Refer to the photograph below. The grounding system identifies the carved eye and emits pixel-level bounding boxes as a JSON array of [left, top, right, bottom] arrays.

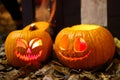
[[16, 38, 42, 49], [15, 38, 43, 61], [29, 38, 42, 49], [16, 38, 28, 49], [74, 37, 87, 52], [59, 35, 69, 50], [16, 38, 28, 54]]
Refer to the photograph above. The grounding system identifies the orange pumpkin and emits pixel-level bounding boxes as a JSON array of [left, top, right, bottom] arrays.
[[54, 24, 115, 70], [5, 24, 52, 69], [23, 21, 50, 31]]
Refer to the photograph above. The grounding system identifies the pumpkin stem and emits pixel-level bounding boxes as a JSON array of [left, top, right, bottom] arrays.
[[29, 23, 38, 31]]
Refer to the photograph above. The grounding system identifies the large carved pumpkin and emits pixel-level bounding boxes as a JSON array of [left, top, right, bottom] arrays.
[[5, 24, 52, 69], [54, 24, 115, 70]]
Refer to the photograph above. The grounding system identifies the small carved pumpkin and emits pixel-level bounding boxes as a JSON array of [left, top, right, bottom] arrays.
[[23, 21, 50, 31], [5, 23, 52, 68], [54, 24, 115, 70]]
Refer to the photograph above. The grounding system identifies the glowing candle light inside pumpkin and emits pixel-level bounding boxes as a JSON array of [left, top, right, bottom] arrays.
[[74, 37, 87, 52], [27, 48, 31, 54], [14, 38, 43, 61], [54, 24, 115, 69], [59, 35, 69, 50], [4, 21, 53, 68]]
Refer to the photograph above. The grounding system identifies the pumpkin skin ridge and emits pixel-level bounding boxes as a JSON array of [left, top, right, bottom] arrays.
[[87, 30, 98, 67], [84, 27, 115, 68], [58, 30, 91, 58], [100, 28, 115, 60], [5, 27, 53, 68], [86, 29, 102, 68], [17, 30, 52, 61], [54, 24, 115, 69], [54, 30, 92, 69]]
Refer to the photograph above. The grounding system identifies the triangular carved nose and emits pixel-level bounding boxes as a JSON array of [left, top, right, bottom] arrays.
[[27, 48, 31, 54]]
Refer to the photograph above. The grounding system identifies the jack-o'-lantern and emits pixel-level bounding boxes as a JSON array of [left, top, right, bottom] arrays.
[[5, 24, 52, 69], [54, 24, 115, 70], [23, 21, 50, 31]]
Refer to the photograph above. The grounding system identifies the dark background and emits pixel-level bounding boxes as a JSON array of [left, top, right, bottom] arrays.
[[54, 0, 120, 39]]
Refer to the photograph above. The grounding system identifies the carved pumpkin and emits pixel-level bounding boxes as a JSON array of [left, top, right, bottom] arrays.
[[5, 24, 52, 68], [23, 21, 50, 31], [54, 24, 115, 70]]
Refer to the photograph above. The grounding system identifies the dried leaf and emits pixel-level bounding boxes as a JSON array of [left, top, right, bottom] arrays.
[[114, 37, 120, 56], [80, 71, 97, 80], [35, 63, 54, 77], [53, 65, 70, 75], [43, 74, 54, 80], [67, 74, 80, 80], [100, 73, 111, 80]]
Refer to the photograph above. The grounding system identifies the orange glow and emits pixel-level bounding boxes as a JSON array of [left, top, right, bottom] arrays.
[[29, 38, 42, 49], [74, 37, 87, 52], [14, 38, 43, 61], [58, 50, 91, 60], [16, 38, 27, 49], [59, 35, 69, 50], [58, 36, 89, 60]]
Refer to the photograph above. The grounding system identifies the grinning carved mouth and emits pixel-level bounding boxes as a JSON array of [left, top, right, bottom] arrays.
[[58, 35, 91, 60], [14, 38, 43, 61], [58, 50, 91, 61], [14, 50, 42, 61]]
